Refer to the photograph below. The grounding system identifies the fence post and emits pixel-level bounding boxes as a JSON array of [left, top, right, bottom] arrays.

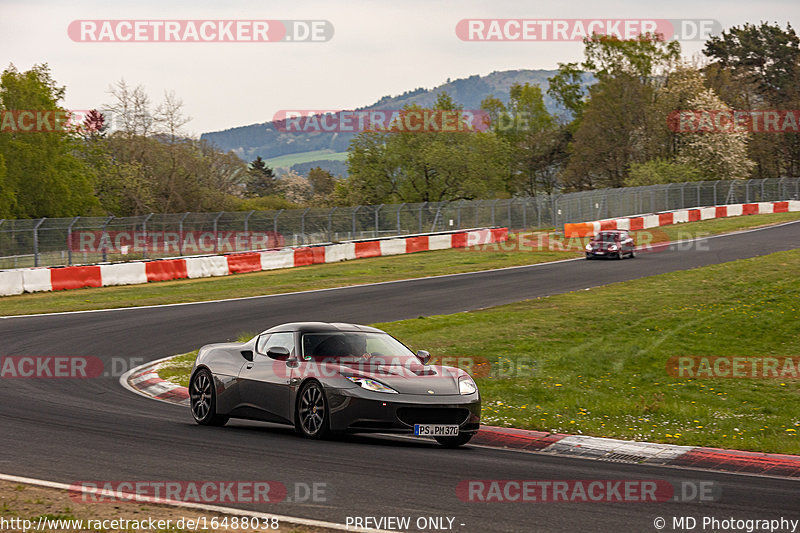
[[419, 202, 427, 233], [67, 216, 79, 265], [300, 207, 310, 245], [396, 203, 405, 234], [352, 206, 361, 238], [327, 207, 336, 242], [243, 210, 255, 251], [212, 212, 223, 254], [100, 216, 113, 262], [178, 212, 189, 256], [272, 209, 284, 245], [142, 213, 153, 259], [33, 218, 46, 267], [374, 204, 384, 237]]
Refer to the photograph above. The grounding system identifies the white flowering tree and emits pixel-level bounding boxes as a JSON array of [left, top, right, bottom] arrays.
[[677, 89, 755, 180]]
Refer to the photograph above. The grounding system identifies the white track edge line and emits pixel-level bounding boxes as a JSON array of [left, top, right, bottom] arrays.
[[0, 472, 391, 533]]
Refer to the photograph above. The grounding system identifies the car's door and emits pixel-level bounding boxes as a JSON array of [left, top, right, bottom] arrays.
[[237, 332, 295, 424]]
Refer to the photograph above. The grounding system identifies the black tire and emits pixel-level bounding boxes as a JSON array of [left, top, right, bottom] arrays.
[[615, 252, 623, 259], [629, 250, 636, 258], [435, 432, 475, 448], [295, 381, 330, 439], [585, 253, 593, 260], [190, 368, 229, 426]]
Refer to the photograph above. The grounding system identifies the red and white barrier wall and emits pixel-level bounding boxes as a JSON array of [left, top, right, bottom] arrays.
[[564, 200, 800, 237], [0, 228, 508, 297]]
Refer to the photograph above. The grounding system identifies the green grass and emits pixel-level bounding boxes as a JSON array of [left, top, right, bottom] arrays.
[[374, 249, 800, 454], [264, 150, 348, 169], [1, 211, 798, 318], [158, 352, 199, 388]]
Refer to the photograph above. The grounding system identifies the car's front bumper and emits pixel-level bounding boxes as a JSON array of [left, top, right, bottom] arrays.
[[324, 386, 481, 434]]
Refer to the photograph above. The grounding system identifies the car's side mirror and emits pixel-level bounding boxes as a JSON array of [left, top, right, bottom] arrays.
[[266, 346, 290, 360], [240, 350, 254, 362], [416, 350, 431, 364]]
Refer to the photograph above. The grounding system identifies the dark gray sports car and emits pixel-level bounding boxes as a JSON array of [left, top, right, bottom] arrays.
[[189, 322, 481, 447]]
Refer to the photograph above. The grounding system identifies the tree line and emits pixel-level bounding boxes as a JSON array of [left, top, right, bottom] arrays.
[[0, 22, 797, 219], [344, 22, 799, 203]]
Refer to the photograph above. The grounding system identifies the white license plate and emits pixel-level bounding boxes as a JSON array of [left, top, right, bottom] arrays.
[[414, 424, 459, 436]]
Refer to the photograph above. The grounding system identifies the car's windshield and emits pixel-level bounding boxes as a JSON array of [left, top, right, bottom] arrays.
[[301, 332, 417, 362], [595, 232, 620, 242]]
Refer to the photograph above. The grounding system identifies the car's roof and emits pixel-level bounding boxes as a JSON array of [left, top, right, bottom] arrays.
[[261, 322, 385, 335]]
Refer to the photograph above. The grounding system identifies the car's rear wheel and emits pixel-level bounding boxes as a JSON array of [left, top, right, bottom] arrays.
[[296, 381, 330, 439], [629, 250, 635, 258], [435, 432, 475, 448], [190, 368, 229, 426]]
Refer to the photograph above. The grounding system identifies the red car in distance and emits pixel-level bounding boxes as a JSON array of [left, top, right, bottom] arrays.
[[585, 230, 636, 259]]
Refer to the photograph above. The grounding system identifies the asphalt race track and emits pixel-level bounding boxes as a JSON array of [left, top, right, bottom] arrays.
[[1, 221, 799, 532]]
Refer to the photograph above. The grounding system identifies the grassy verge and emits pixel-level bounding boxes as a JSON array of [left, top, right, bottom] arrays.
[[376, 249, 800, 454], [2, 211, 798, 318], [158, 248, 800, 454]]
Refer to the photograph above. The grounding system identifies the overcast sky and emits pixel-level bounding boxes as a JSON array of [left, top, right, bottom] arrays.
[[2, 0, 798, 135]]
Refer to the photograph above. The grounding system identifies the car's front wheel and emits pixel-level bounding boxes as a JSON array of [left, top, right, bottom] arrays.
[[435, 432, 475, 448], [190, 368, 229, 426], [295, 381, 330, 439]]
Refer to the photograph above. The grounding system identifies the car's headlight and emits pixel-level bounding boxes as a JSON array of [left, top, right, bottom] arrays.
[[345, 375, 398, 393], [585, 244, 592, 251], [458, 376, 478, 395]]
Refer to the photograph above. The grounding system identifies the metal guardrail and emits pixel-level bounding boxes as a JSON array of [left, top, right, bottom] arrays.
[[1, 177, 798, 269]]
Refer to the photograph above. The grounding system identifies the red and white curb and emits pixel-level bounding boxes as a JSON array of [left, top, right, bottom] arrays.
[[564, 200, 800, 237], [0, 228, 508, 297], [121, 355, 190, 407], [123, 358, 800, 479]]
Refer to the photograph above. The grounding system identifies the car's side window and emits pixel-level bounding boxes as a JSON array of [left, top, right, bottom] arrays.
[[257, 332, 294, 356]]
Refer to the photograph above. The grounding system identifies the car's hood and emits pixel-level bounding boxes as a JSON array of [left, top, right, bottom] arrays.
[[313, 360, 466, 395]]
